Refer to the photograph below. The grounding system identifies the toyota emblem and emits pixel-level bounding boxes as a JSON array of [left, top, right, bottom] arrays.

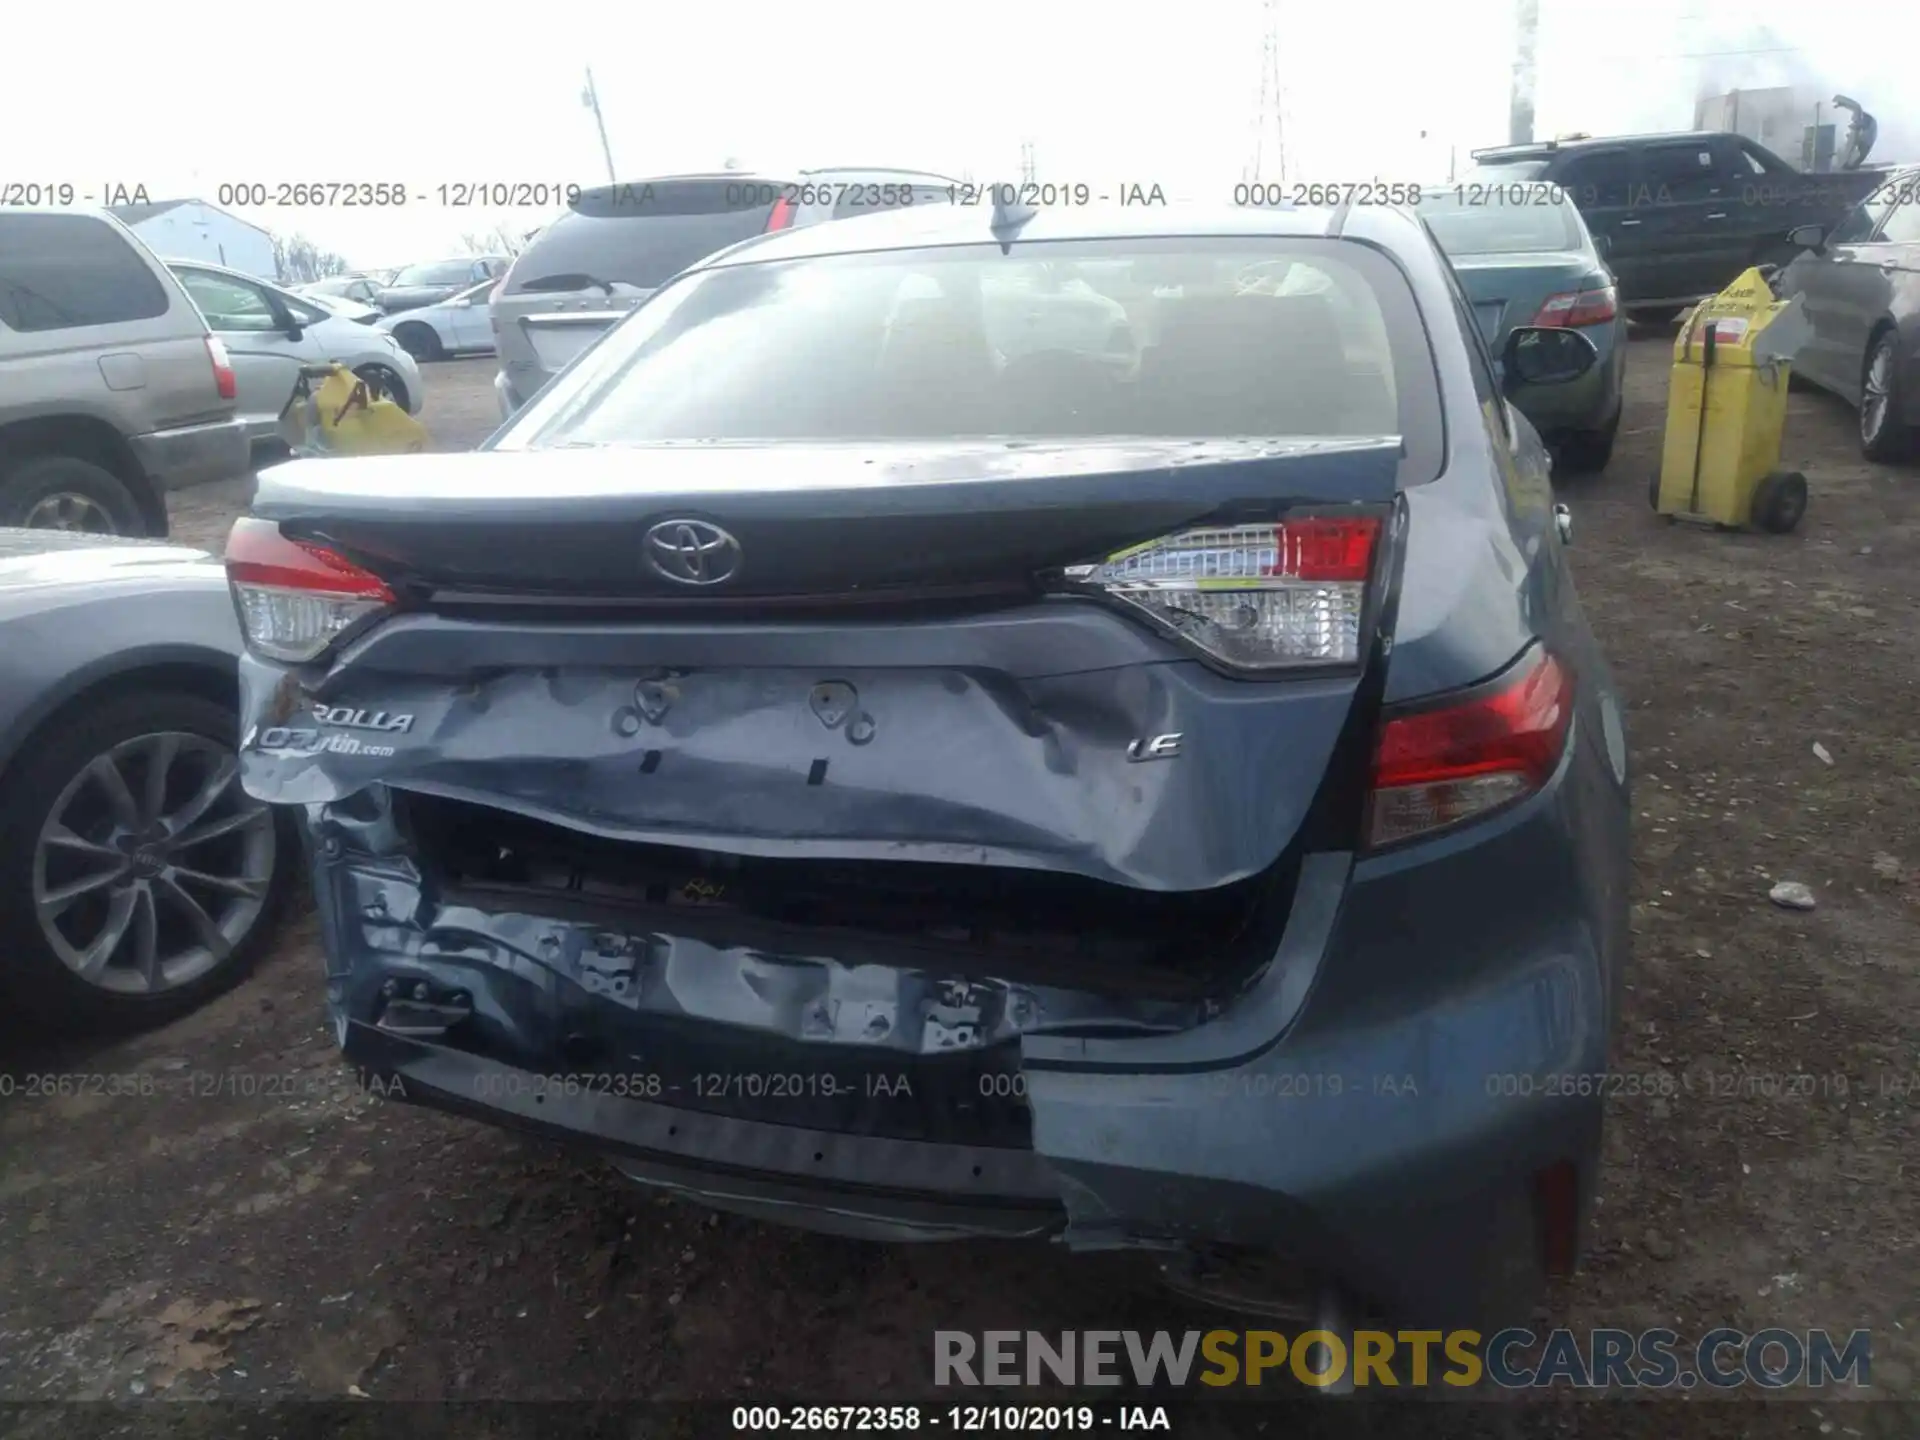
[[643, 519, 742, 586]]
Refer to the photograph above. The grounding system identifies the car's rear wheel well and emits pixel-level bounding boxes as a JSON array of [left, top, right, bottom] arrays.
[[392, 322, 443, 361], [0, 414, 166, 535], [0, 661, 239, 793]]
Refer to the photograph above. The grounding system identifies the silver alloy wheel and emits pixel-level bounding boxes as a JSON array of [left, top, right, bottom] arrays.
[[22, 491, 117, 533], [31, 731, 276, 994], [1862, 337, 1895, 445]]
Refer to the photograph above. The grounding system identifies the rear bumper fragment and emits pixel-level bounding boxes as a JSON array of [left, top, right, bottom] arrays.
[[319, 817, 1607, 1329]]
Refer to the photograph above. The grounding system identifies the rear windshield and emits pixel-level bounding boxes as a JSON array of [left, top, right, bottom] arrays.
[[392, 260, 475, 286], [0, 214, 172, 333], [1416, 184, 1587, 256], [503, 238, 1437, 452], [505, 181, 782, 294]]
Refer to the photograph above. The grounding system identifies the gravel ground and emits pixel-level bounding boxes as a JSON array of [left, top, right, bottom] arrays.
[[3, 338, 1917, 1432]]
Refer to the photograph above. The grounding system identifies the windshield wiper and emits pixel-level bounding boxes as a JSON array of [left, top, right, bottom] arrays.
[[516, 272, 618, 295]]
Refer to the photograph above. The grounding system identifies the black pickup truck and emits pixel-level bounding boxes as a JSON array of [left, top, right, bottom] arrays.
[[1467, 131, 1894, 319]]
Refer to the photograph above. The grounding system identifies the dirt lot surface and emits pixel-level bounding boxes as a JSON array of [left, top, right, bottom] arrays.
[[4, 341, 1917, 1431]]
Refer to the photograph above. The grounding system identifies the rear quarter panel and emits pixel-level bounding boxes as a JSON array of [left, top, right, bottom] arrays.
[[1396, 211, 1631, 925], [1366, 221, 1634, 1130], [0, 572, 241, 783]]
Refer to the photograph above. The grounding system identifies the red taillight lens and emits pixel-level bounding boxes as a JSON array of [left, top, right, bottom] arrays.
[[206, 336, 237, 400], [765, 196, 797, 231], [1532, 286, 1618, 328], [1366, 646, 1572, 847], [1277, 517, 1379, 582], [1073, 515, 1383, 670], [225, 517, 395, 663]]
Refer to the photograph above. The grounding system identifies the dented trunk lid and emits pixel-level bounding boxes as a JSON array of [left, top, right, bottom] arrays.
[[239, 438, 1402, 891]]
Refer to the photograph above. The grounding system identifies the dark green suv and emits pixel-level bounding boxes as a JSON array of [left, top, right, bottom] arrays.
[[1469, 131, 1889, 320]]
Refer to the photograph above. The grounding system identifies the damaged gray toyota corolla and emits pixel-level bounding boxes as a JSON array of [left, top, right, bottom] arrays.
[[230, 202, 1631, 1330]]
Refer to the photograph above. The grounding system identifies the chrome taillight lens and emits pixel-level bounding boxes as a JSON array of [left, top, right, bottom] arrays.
[[224, 517, 396, 663], [1069, 517, 1381, 669]]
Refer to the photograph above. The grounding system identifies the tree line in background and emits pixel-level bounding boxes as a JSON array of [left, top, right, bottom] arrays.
[[270, 225, 530, 284]]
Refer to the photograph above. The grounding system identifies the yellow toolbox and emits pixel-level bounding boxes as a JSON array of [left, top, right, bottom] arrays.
[[1651, 268, 1812, 533], [278, 363, 429, 457]]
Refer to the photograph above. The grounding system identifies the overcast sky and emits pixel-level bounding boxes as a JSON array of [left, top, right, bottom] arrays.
[[4, 0, 1912, 270]]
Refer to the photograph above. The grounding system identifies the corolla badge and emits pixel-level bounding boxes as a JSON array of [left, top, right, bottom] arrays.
[[644, 519, 741, 586]]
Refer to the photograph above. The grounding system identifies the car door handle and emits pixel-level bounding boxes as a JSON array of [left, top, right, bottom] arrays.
[[1705, 212, 1728, 221], [1618, 218, 1641, 228], [1882, 259, 1900, 271]]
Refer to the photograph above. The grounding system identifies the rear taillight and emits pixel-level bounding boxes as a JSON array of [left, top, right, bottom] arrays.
[[765, 196, 797, 231], [1366, 645, 1572, 848], [1532, 285, 1617, 328], [206, 336, 237, 400], [224, 517, 395, 663], [1070, 516, 1381, 670]]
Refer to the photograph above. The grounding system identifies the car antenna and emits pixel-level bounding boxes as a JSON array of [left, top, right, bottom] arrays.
[[990, 186, 1038, 254]]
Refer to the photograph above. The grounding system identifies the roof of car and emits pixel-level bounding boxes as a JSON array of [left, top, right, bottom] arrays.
[[697, 200, 1426, 271], [161, 256, 283, 285], [1474, 130, 1732, 159], [107, 199, 195, 224]]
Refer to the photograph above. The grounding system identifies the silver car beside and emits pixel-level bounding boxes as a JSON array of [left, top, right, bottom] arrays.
[[375, 279, 498, 361], [0, 208, 250, 536], [492, 167, 957, 419], [167, 260, 425, 446], [1776, 165, 1920, 462]]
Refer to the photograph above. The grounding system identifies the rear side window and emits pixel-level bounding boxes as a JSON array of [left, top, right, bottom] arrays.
[[177, 269, 280, 331], [505, 238, 1440, 473], [1830, 186, 1902, 245], [1639, 144, 1720, 200], [506, 181, 781, 293], [1556, 152, 1631, 208], [0, 214, 172, 333]]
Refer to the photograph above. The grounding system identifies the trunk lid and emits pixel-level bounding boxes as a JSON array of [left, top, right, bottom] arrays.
[[251, 438, 1398, 599], [239, 438, 1402, 892], [1449, 252, 1605, 347]]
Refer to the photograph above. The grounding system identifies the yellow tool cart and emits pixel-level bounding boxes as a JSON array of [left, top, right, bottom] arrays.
[[277, 363, 429, 457], [1649, 267, 1814, 533]]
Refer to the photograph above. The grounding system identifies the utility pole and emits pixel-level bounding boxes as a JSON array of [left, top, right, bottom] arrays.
[[1244, 0, 1288, 185], [582, 67, 617, 185], [1020, 140, 1037, 186], [1508, 0, 1538, 145]]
